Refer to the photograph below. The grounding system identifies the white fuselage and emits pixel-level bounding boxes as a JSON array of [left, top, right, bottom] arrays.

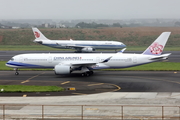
[[32, 27, 126, 52], [6, 53, 155, 70], [34, 39, 126, 50]]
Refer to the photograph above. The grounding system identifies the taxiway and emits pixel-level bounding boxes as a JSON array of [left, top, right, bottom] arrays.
[[0, 71, 179, 96]]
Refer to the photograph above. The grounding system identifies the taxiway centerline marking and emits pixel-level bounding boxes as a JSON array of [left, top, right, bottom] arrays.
[[111, 84, 121, 92], [21, 80, 29, 84], [88, 83, 104, 86], [61, 81, 70, 85], [21, 72, 45, 84]]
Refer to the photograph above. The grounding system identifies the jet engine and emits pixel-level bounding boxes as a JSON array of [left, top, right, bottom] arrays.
[[54, 64, 71, 75], [81, 47, 95, 52]]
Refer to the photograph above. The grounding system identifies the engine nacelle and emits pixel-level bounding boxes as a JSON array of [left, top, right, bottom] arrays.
[[81, 47, 95, 52], [54, 64, 71, 75]]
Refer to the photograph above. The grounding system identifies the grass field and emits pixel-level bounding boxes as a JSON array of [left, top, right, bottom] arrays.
[[1, 61, 180, 71], [103, 62, 180, 71], [0, 85, 64, 92], [1, 27, 180, 48]]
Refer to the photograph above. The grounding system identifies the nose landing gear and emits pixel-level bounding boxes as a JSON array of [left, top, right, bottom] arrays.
[[14, 68, 19, 75]]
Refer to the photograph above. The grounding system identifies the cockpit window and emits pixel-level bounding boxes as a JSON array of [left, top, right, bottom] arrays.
[[10, 58, 14, 61]]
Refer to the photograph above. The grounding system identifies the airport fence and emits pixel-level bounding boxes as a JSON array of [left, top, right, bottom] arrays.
[[0, 104, 180, 120]]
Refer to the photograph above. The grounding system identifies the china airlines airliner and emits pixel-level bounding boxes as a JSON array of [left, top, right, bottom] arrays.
[[32, 28, 126, 52], [6, 32, 171, 76]]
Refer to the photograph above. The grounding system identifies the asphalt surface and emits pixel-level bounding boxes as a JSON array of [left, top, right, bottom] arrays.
[[0, 50, 180, 62], [0, 71, 179, 96]]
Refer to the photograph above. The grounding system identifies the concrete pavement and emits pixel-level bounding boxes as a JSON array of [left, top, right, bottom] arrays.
[[0, 92, 180, 120]]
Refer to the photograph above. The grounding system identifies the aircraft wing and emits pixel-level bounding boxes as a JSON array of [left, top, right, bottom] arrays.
[[149, 53, 171, 60], [71, 62, 96, 66], [65, 56, 112, 66], [57, 43, 91, 49], [68, 45, 95, 51]]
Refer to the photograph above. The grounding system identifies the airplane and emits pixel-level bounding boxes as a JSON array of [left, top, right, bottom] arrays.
[[6, 32, 171, 76], [32, 27, 126, 52]]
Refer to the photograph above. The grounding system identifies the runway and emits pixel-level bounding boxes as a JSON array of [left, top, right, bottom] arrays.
[[0, 70, 179, 96], [0, 50, 180, 62]]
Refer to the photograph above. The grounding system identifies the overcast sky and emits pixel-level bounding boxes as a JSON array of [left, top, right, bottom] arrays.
[[0, 0, 179, 19]]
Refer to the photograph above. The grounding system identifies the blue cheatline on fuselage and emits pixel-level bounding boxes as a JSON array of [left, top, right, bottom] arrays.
[[6, 61, 53, 68]]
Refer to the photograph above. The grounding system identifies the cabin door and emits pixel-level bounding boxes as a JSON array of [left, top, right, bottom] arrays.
[[133, 56, 137, 63], [48, 56, 52, 63], [96, 57, 100, 63]]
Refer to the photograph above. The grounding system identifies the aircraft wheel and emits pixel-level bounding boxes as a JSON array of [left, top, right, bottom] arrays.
[[85, 72, 90, 76], [81, 71, 93, 77], [15, 72, 19, 75], [81, 73, 85, 77]]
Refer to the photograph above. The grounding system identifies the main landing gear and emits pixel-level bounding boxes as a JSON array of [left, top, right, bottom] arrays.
[[14, 68, 19, 75], [81, 71, 93, 77]]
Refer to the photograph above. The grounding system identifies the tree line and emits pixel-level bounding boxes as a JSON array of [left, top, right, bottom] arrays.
[[75, 22, 122, 28]]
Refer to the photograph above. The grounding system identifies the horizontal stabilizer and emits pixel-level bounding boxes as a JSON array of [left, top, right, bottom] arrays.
[[149, 53, 171, 60]]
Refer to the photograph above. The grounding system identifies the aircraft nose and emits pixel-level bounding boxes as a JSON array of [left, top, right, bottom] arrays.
[[122, 44, 126, 48], [5, 61, 11, 67]]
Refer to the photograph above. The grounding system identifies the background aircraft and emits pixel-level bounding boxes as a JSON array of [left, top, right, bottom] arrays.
[[6, 32, 171, 76], [32, 28, 126, 52]]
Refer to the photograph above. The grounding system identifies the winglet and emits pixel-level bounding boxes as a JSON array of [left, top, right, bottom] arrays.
[[117, 48, 126, 53], [149, 53, 171, 60], [32, 27, 49, 40], [101, 56, 112, 63], [142, 32, 171, 55]]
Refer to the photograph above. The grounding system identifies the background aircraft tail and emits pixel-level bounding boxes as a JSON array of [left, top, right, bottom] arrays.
[[142, 32, 171, 55], [32, 27, 49, 40]]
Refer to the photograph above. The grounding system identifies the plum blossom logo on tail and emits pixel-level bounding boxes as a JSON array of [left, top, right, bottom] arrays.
[[35, 31, 40, 38], [149, 42, 164, 54]]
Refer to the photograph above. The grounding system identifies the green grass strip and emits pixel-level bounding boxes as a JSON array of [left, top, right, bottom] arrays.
[[0, 45, 67, 51], [103, 62, 180, 71], [0, 85, 64, 93], [1, 61, 180, 71]]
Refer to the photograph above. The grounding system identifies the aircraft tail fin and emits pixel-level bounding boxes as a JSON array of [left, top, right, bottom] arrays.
[[32, 27, 49, 40], [142, 32, 171, 55]]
